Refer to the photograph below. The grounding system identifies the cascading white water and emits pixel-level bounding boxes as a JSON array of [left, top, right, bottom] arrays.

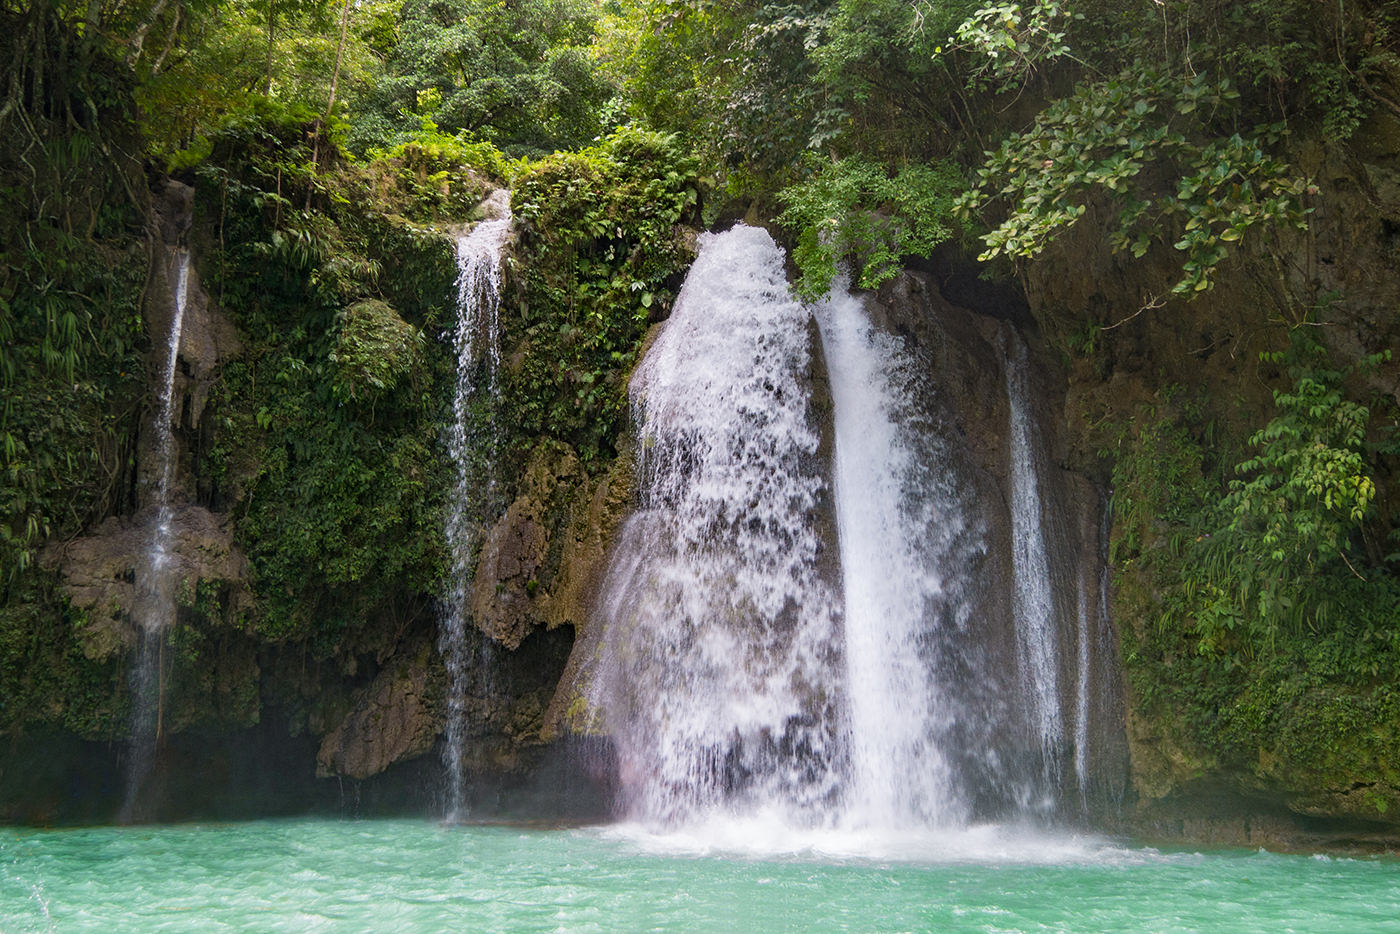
[[1005, 334, 1065, 795], [121, 247, 189, 821], [590, 225, 843, 824], [812, 281, 974, 829], [591, 225, 1107, 842], [441, 193, 511, 821]]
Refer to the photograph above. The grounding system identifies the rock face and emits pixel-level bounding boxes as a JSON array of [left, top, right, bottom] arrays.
[[869, 269, 1128, 812], [51, 505, 250, 662], [50, 180, 251, 664], [136, 180, 241, 513], [317, 641, 440, 780], [1018, 109, 1400, 843], [297, 437, 634, 783], [542, 240, 1128, 817], [470, 441, 635, 650]]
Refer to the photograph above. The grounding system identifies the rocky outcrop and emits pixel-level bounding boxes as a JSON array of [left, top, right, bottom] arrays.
[[316, 641, 440, 780], [49, 183, 247, 665], [470, 441, 635, 650], [50, 504, 250, 661], [138, 180, 241, 502], [1019, 108, 1400, 839], [871, 269, 1129, 811]]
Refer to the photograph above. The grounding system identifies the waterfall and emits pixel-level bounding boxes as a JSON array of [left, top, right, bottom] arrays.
[[1074, 573, 1092, 800], [121, 247, 189, 822], [1078, 504, 1120, 809], [588, 224, 1111, 841], [811, 282, 974, 829], [589, 225, 843, 824], [1005, 333, 1064, 799], [441, 193, 511, 821]]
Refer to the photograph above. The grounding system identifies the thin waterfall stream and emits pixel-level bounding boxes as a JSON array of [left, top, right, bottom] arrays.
[[121, 246, 189, 822], [441, 193, 511, 821], [1005, 332, 1065, 804]]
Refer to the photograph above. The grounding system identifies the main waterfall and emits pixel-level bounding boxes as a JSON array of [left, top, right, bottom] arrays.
[[585, 224, 1118, 842], [588, 225, 843, 824]]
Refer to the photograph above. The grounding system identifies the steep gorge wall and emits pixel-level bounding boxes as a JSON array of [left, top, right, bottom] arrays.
[[1020, 110, 1400, 848], [857, 267, 1130, 817], [2, 173, 597, 823], [2, 125, 697, 824]]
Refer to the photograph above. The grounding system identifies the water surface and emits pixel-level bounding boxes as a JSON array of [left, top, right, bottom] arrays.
[[3, 818, 1396, 932]]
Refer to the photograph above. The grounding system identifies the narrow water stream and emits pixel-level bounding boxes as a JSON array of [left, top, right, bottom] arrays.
[[121, 246, 190, 823], [440, 193, 512, 820]]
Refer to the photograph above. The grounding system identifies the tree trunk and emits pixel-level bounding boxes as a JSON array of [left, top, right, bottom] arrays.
[[309, 0, 353, 178], [264, 0, 275, 96], [126, 0, 172, 69], [325, 0, 352, 120]]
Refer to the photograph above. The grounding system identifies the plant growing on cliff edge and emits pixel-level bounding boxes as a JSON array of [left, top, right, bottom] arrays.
[[188, 107, 457, 646], [329, 299, 427, 403], [957, 66, 1312, 298], [777, 157, 962, 300], [506, 127, 699, 464], [1187, 330, 1389, 654], [949, 0, 1081, 91]]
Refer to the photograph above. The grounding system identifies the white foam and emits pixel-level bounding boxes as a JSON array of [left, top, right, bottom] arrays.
[[590, 816, 1162, 867]]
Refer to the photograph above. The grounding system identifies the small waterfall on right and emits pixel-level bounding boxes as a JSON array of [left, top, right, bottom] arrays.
[[441, 193, 511, 821], [1005, 332, 1066, 806], [121, 246, 189, 823]]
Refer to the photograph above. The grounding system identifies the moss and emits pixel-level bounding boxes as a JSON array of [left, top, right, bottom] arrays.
[[502, 128, 700, 469], [356, 134, 502, 225], [1107, 379, 1400, 822], [0, 572, 127, 739]]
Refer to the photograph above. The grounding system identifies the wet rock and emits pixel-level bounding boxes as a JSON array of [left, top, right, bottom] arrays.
[[470, 441, 634, 651], [470, 497, 549, 650], [156, 180, 194, 245], [1019, 117, 1400, 835], [138, 182, 241, 506], [50, 505, 250, 661]]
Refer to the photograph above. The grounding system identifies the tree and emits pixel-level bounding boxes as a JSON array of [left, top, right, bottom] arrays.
[[347, 0, 614, 157]]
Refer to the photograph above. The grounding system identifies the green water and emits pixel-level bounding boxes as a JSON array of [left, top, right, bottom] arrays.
[[2, 818, 1396, 932]]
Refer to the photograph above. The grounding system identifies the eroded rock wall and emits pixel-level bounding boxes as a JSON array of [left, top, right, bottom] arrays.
[[869, 269, 1129, 815], [1021, 109, 1400, 846]]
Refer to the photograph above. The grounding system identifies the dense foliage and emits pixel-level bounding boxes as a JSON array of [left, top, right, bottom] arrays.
[[0, 3, 153, 734], [1106, 326, 1399, 802], [191, 107, 464, 644], [505, 127, 699, 465], [348, 0, 613, 156], [599, 0, 1398, 294]]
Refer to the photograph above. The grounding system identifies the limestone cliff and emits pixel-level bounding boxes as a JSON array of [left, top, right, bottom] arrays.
[[1019, 109, 1400, 846]]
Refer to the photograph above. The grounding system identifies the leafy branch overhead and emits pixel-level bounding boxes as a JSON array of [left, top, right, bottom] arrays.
[[959, 68, 1312, 296]]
